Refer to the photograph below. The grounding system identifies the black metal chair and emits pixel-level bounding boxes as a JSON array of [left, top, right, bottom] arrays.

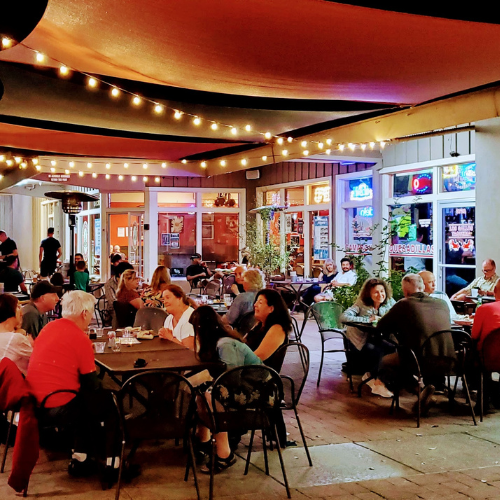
[[198, 365, 291, 500], [113, 370, 200, 500], [233, 311, 257, 336], [308, 302, 352, 390], [221, 274, 236, 296], [274, 342, 312, 466], [290, 315, 301, 342], [389, 329, 476, 428], [133, 307, 168, 333], [113, 301, 137, 329], [479, 328, 500, 422]]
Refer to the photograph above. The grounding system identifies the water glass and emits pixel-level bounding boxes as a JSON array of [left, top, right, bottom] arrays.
[[112, 339, 121, 353], [123, 327, 133, 338], [94, 342, 106, 354], [201, 295, 208, 305], [223, 294, 233, 307], [107, 331, 116, 349], [96, 327, 104, 338]]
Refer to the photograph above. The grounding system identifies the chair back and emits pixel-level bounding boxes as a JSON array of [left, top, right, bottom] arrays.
[[116, 370, 196, 440], [233, 311, 257, 335], [207, 365, 283, 433], [311, 301, 344, 332], [290, 315, 301, 342], [134, 307, 168, 333], [222, 275, 235, 295], [204, 281, 220, 298], [113, 301, 137, 329], [481, 328, 500, 372], [419, 329, 457, 377], [275, 342, 310, 408], [0, 358, 30, 412]]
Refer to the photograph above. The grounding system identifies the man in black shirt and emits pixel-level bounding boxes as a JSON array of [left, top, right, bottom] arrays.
[[0, 230, 20, 270], [186, 253, 212, 288], [39, 227, 62, 277], [0, 255, 27, 293]]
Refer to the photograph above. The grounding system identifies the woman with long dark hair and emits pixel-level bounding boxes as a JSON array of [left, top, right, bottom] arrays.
[[245, 288, 291, 371]]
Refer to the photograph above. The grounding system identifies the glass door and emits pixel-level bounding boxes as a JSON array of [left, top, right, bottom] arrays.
[[438, 203, 476, 296]]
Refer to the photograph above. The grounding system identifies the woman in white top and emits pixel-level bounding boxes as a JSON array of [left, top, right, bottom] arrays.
[[0, 293, 33, 376], [158, 284, 195, 350]]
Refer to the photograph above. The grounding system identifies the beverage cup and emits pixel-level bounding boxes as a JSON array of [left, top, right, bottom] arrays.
[[201, 295, 208, 305], [96, 327, 104, 338], [313, 278, 319, 283], [94, 342, 106, 354], [471, 288, 479, 298], [107, 331, 116, 348], [112, 339, 121, 352], [88, 328, 97, 340], [124, 327, 132, 338]]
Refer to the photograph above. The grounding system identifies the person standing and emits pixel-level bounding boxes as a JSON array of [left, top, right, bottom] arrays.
[[0, 256, 28, 293], [39, 228, 62, 278], [0, 230, 20, 270]]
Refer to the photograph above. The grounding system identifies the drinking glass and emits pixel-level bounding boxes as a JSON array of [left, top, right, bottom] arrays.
[[201, 295, 208, 305], [112, 338, 121, 352], [124, 327, 133, 338], [223, 294, 233, 307], [96, 327, 104, 338], [94, 342, 106, 354]]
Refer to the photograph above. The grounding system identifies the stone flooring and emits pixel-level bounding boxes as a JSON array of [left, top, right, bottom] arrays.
[[2, 313, 500, 499]]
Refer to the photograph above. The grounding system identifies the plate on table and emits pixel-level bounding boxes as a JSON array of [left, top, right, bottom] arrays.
[[453, 318, 473, 326]]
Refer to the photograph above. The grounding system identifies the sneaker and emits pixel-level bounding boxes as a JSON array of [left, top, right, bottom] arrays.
[[68, 458, 97, 478], [200, 452, 237, 474], [419, 385, 436, 416], [371, 382, 394, 398], [362, 372, 371, 381]]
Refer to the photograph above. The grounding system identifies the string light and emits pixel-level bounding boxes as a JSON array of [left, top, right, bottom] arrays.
[[87, 77, 97, 88], [59, 65, 70, 76], [287, 137, 293, 143], [318, 142, 324, 149], [78, 171, 84, 177], [174, 110, 182, 119], [282, 150, 288, 156], [380, 141, 387, 148], [262, 156, 268, 161], [326, 139, 332, 146], [143, 176, 148, 182], [86, 162, 92, 168], [326, 149, 331, 154], [2, 37, 12, 48], [193, 117, 201, 126], [220, 160, 226, 167], [155, 177, 160, 183], [161, 163, 167, 168], [0, 155, 4, 162], [370, 142, 376, 149], [361, 143, 367, 151], [132, 96, 141, 106], [51, 160, 57, 166], [231, 128, 237, 135], [6, 160, 13, 166], [36, 166, 42, 171], [69, 161, 75, 168], [118, 175, 124, 180], [245, 125, 252, 132], [211, 123, 218, 131], [264, 132, 271, 140], [50, 167, 56, 173], [105, 163, 110, 169], [32, 158, 38, 165], [241, 159, 248, 166], [92, 172, 97, 178], [201, 161, 207, 168], [111, 87, 120, 97], [301, 141, 307, 147], [303, 150, 309, 156], [154, 104, 164, 114], [14, 157, 21, 164], [20, 162, 27, 168], [124, 163, 129, 169], [277, 138, 284, 145], [106, 174, 110, 179], [181, 159, 187, 164], [348, 143, 355, 151], [142, 163, 148, 169], [338, 144, 345, 151], [64, 169, 70, 174], [131, 176, 137, 181], [35, 52, 45, 63]]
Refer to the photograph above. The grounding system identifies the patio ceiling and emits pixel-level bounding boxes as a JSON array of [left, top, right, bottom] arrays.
[[1, 1, 500, 185]]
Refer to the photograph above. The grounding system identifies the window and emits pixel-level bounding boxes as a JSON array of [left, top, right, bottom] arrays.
[[309, 182, 330, 204], [345, 206, 373, 253], [393, 169, 433, 197], [109, 192, 145, 208], [202, 214, 239, 266], [158, 192, 195, 208], [158, 213, 196, 276], [201, 192, 239, 208], [349, 177, 373, 201], [389, 203, 433, 272], [441, 163, 476, 193], [265, 190, 281, 205], [286, 187, 304, 207]]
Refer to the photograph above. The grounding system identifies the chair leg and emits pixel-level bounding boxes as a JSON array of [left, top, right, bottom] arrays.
[[244, 429, 255, 476], [317, 339, 325, 387], [416, 385, 421, 429], [209, 437, 216, 500], [480, 372, 484, 423], [262, 429, 269, 476], [294, 408, 312, 466], [461, 375, 477, 426], [114, 439, 126, 500], [1, 411, 15, 473], [186, 435, 201, 500], [272, 424, 291, 499]]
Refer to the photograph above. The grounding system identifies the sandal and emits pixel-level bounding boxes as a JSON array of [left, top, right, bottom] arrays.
[[200, 452, 237, 474]]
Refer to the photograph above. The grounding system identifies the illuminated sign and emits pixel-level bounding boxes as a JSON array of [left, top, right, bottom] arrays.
[[449, 223, 474, 239], [443, 165, 458, 178], [412, 173, 432, 194], [389, 243, 434, 257], [349, 178, 373, 201], [358, 206, 373, 217], [313, 186, 330, 204], [449, 239, 474, 252]]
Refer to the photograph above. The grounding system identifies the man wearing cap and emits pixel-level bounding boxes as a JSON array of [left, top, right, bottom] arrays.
[[186, 253, 212, 288], [21, 281, 60, 341], [39, 227, 62, 278]]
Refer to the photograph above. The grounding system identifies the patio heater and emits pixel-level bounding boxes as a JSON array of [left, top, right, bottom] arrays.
[[44, 191, 98, 279]]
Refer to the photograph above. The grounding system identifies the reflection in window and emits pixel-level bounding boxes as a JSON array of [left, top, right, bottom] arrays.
[[158, 213, 196, 276], [158, 192, 195, 208], [349, 178, 373, 201], [265, 190, 280, 205], [442, 163, 476, 192], [393, 170, 433, 197], [201, 192, 239, 208], [109, 192, 145, 208], [345, 206, 373, 253], [286, 187, 304, 207], [310, 183, 330, 204], [202, 214, 239, 266], [443, 206, 476, 267], [389, 203, 433, 272]]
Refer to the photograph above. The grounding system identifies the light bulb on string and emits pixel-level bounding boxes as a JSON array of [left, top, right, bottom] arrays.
[[132, 96, 141, 106], [361, 143, 367, 151], [181, 159, 187, 164], [118, 175, 124, 180], [264, 132, 272, 140], [201, 161, 207, 168], [318, 142, 324, 149], [287, 137, 293, 143], [87, 77, 97, 88], [245, 125, 252, 132], [380, 141, 387, 148], [69, 161, 75, 168], [78, 171, 84, 177], [124, 163, 129, 169], [154, 104, 163, 114], [369, 142, 376, 149], [262, 156, 268, 161], [143, 176, 148, 182], [32, 158, 38, 165], [1, 37, 12, 48], [14, 157, 21, 164], [105, 174, 110, 180], [86, 162, 92, 169], [50, 167, 56, 173], [301, 141, 307, 147], [142, 163, 148, 169], [155, 177, 160, 183], [92, 172, 97, 178], [231, 127, 237, 135], [36, 166, 42, 171], [161, 163, 167, 168], [6, 160, 13, 166], [348, 143, 355, 151], [326, 149, 331, 155], [111, 87, 120, 97], [326, 139, 332, 146], [20, 162, 27, 168], [193, 117, 201, 126], [211, 123, 218, 131], [51, 160, 57, 166], [35, 52, 45, 63], [59, 65, 70, 76], [220, 160, 226, 167], [64, 169, 69, 174], [241, 159, 248, 166], [105, 163, 110, 169], [303, 150, 309, 156], [174, 110, 182, 119], [131, 176, 137, 181], [0, 155, 4, 162], [277, 137, 284, 146], [339, 144, 345, 151], [282, 150, 288, 156]]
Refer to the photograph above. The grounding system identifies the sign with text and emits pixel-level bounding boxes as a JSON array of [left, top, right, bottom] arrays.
[[48, 174, 70, 182], [313, 216, 329, 260], [389, 243, 434, 257]]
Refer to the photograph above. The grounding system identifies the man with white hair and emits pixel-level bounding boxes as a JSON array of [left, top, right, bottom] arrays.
[[376, 274, 455, 414], [26, 291, 112, 477]]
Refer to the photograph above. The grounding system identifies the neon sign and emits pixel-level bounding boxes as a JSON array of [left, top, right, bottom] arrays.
[[349, 179, 373, 201], [313, 186, 330, 204], [412, 173, 432, 194], [359, 206, 373, 217]]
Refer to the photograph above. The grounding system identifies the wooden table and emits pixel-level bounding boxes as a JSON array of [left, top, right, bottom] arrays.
[[94, 338, 216, 385], [92, 336, 186, 353]]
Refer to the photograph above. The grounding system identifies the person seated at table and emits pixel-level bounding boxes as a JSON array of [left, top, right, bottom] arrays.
[[116, 269, 144, 310], [340, 278, 396, 397], [0, 293, 32, 376], [189, 305, 262, 472], [140, 265, 171, 308], [186, 253, 212, 289], [419, 270, 458, 321], [50, 272, 65, 288], [377, 274, 454, 415], [451, 259, 499, 301], [73, 260, 90, 291], [314, 257, 356, 302], [158, 284, 195, 350], [230, 265, 246, 296], [0, 255, 28, 293], [245, 289, 291, 371], [27, 290, 121, 479], [110, 253, 123, 276], [223, 269, 264, 333], [104, 262, 133, 323], [21, 281, 60, 341], [302, 258, 337, 305]]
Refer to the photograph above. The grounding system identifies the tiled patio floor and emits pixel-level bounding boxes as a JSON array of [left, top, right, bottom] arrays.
[[2, 312, 500, 499]]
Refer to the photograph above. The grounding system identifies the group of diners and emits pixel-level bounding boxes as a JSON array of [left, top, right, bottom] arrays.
[[338, 259, 500, 414], [0, 260, 293, 482]]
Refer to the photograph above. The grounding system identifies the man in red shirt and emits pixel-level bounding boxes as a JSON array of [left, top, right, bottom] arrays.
[[27, 290, 114, 477], [472, 280, 500, 351]]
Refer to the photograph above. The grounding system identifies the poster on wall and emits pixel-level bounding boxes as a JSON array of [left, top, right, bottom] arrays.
[[160, 233, 170, 246], [82, 221, 89, 262], [285, 214, 292, 233], [313, 216, 329, 260], [170, 233, 180, 249], [94, 218, 101, 258]]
